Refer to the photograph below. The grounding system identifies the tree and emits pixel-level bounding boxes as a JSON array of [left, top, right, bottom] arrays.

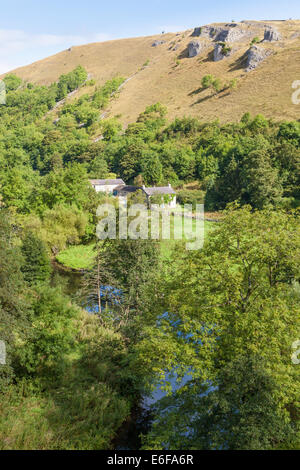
[[137, 103, 167, 131], [3, 74, 22, 91], [18, 284, 77, 375], [201, 75, 214, 89], [0, 211, 30, 391], [88, 156, 109, 179], [135, 206, 300, 448], [212, 78, 223, 93], [21, 232, 51, 285], [142, 154, 163, 185], [241, 149, 283, 208], [144, 355, 297, 450], [95, 237, 161, 338], [81, 242, 112, 319]]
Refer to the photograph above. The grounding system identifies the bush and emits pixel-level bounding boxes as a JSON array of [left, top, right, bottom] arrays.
[[251, 37, 260, 45], [201, 74, 214, 89], [177, 189, 205, 206], [21, 232, 51, 285], [212, 78, 223, 93]]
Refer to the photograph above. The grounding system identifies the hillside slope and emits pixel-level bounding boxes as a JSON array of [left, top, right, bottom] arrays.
[[5, 20, 300, 125]]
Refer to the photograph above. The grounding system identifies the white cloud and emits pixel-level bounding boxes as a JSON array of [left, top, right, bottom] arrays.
[[0, 29, 114, 74]]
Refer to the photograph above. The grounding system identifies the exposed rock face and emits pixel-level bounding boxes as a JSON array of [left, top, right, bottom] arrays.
[[152, 40, 165, 47], [290, 32, 300, 40], [188, 40, 202, 57], [192, 24, 249, 43], [203, 26, 221, 39], [246, 45, 272, 71], [191, 27, 202, 37], [264, 27, 281, 41], [215, 27, 249, 43], [214, 44, 224, 61], [214, 43, 232, 61], [191, 25, 221, 39]]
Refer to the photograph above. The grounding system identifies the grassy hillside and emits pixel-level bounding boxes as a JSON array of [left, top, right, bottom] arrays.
[[4, 20, 300, 125]]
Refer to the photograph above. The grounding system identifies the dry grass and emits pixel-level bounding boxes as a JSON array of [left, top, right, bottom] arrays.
[[4, 20, 300, 125]]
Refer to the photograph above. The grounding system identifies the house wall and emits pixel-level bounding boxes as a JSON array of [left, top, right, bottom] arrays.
[[93, 184, 122, 193], [169, 196, 176, 208], [148, 195, 177, 209]]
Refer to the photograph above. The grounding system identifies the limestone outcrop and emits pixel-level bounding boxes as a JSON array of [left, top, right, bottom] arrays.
[[264, 26, 281, 41], [188, 40, 202, 57], [246, 45, 272, 71]]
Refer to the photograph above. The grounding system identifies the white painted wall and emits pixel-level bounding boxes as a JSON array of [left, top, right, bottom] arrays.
[[92, 184, 121, 193], [169, 196, 177, 208]]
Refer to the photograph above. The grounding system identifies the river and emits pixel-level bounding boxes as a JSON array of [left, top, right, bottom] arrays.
[[52, 263, 191, 449]]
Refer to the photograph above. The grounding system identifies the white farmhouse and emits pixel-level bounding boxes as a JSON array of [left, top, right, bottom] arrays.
[[142, 184, 177, 209], [90, 179, 177, 209], [89, 179, 125, 193]]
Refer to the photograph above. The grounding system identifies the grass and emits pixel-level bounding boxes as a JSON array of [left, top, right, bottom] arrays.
[[56, 218, 217, 270], [0, 312, 131, 450], [56, 244, 95, 270], [160, 217, 216, 259], [7, 20, 300, 126]]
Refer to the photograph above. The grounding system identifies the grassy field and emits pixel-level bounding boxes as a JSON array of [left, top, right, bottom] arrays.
[[56, 244, 95, 270], [6, 20, 300, 125], [56, 218, 217, 270]]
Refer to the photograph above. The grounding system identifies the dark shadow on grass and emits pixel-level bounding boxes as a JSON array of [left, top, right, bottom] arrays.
[[188, 87, 206, 96], [191, 94, 214, 106], [191, 88, 232, 106], [177, 48, 189, 59], [202, 49, 215, 63], [228, 51, 248, 71]]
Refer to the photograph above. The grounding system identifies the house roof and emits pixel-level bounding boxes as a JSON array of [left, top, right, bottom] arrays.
[[143, 186, 176, 196], [114, 185, 142, 196], [89, 179, 125, 186]]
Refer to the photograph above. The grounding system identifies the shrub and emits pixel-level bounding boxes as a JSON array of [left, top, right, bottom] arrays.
[[212, 78, 223, 93], [177, 189, 205, 206], [251, 37, 260, 45], [201, 74, 214, 89]]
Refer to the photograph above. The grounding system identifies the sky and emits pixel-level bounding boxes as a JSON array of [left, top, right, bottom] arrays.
[[0, 0, 300, 74]]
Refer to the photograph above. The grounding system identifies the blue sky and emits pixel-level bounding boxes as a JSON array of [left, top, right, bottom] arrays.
[[1, 0, 300, 73]]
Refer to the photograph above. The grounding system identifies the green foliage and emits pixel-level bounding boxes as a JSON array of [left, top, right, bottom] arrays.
[[176, 189, 205, 206], [21, 232, 51, 284], [251, 36, 260, 45], [56, 243, 96, 270], [135, 206, 300, 449], [88, 155, 109, 179], [228, 78, 238, 90], [218, 42, 232, 56], [212, 78, 223, 93], [0, 211, 30, 391], [3, 74, 22, 91], [0, 70, 298, 211], [201, 74, 214, 89], [18, 284, 78, 374], [201, 74, 224, 94], [137, 102, 167, 131], [241, 149, 283, 208], [141, 154, 163, 185], [96, 237, 161, 338], [1, 66, 300, 451], [0, 312, 134, 449], [144, 355, 297, 450], [40, 204, 89, 253], [56, 65, 88, 100]]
